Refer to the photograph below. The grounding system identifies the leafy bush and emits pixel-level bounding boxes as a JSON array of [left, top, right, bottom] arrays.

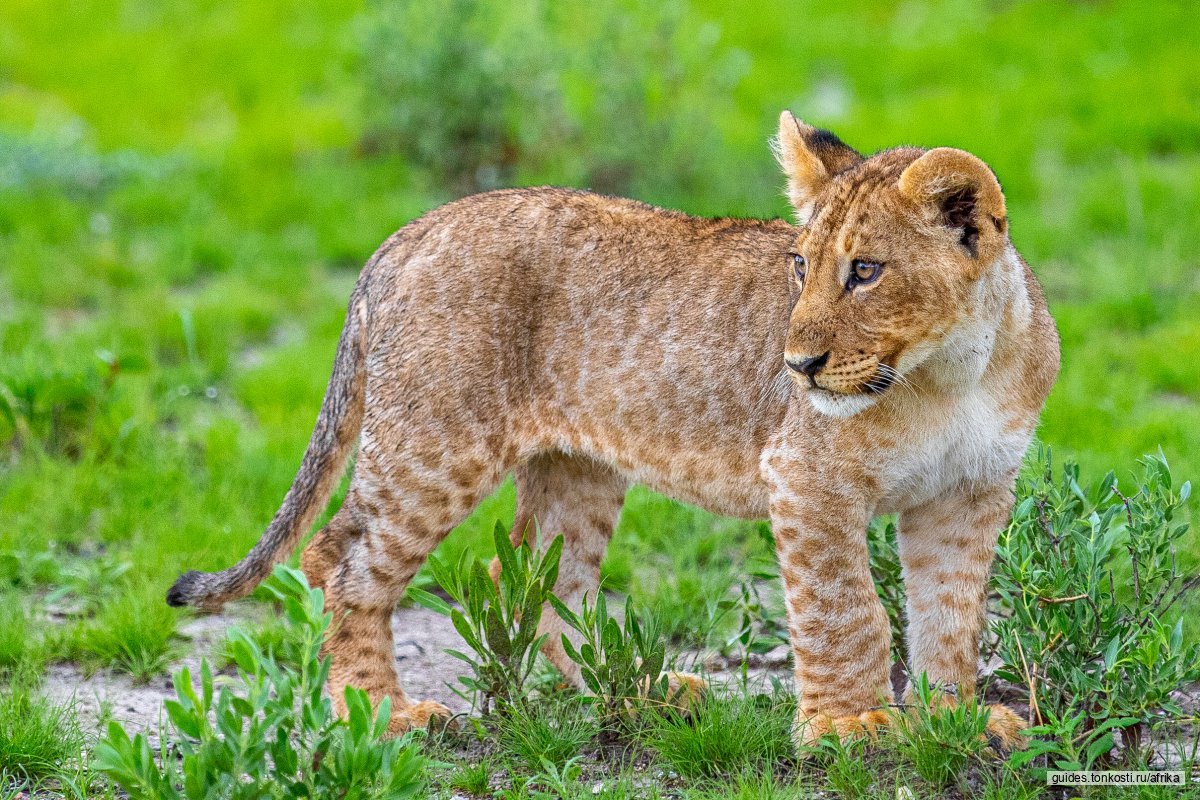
[[94, 565, 427, 799], [549, 591, 668, 730], [357, 0, 753, 205], [409, 524, 563, 713], [992, 452, 1200, 770]]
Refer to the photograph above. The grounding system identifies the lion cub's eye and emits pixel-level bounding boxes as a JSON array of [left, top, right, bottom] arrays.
[[848, 259, 882, 288], [791, 254, 806, 285]]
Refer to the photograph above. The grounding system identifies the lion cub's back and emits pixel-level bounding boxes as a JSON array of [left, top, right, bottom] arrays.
[[359, 189, 797, 504]]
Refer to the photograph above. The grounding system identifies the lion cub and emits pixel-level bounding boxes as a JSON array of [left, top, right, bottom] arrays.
[[169, 112, 1059, 748]]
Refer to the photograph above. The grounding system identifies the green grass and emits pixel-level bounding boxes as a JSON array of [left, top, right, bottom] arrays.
[[494, 699, 597, 774], [643, 691, 795, 780], [0, 678, 84, 784], [446, 760, 495, 798], [0, 596, 40, 673], [65, 588, 181, 682]]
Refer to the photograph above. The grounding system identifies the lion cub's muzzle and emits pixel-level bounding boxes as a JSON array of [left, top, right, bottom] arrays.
[[785, 350, 891, 397]]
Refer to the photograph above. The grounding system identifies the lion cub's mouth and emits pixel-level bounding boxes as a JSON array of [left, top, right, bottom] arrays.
[[806, 362, 900, 398]]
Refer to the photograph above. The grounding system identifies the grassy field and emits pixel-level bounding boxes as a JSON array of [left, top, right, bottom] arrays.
[[2, 0, 1200, 796]]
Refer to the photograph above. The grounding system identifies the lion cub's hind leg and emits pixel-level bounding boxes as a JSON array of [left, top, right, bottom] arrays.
[[302, 444, 506, 735], [501, 453, 629, 688], [499, 453, 706, 709]]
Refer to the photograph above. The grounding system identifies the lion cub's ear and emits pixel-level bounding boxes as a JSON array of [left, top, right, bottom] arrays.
[[772, 111, 863, 223], [898, 148, 1009, 270]]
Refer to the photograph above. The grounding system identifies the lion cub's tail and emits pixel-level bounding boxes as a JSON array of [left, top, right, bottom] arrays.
[[166, 288, 368, 610]]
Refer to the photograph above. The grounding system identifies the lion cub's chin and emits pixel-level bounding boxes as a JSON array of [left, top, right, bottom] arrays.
[[806, 389, 879, 419]]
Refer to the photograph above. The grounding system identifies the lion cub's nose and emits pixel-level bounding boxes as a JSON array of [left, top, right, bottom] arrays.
[[786, 351, 831, 378]]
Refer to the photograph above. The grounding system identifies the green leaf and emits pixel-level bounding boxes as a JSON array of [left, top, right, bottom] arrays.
[[450, 609, 482, 652], [560, 634, 583, 665], [484, 607, 513, 658], [494, 521, 519, 583], [164, 699, 202, 740], [407, 586, 452, 616], [1103, 635, 1121, 671], [539, 535, 564, 589], [1085, 732, 1114, 766]]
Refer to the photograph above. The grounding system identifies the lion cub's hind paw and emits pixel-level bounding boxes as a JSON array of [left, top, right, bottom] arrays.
[[983, 703, 1027, 752], [797, 710, 891, 748], [664, 671, 707, 710], [631, 671, 707, 717], [384, 699, 456, 737]]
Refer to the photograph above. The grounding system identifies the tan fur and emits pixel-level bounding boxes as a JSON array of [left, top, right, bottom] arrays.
[[169, 111, 1059, 744]]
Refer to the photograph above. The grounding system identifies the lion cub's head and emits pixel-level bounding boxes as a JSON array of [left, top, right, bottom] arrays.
[[772, 111, 1012, 418]]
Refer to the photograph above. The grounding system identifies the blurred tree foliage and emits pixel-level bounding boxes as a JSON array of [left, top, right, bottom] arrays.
[[358, 0, 755, 204]]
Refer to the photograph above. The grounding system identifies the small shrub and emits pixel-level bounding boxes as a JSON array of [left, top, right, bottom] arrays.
[[549, 591, 668, 730], [719, 575, 789, 688], [215, 610, 293, 671], [94, 565, 428, 799], [409, 523, 563, 713], [525, 756, 584, 799], [643, 692, 793, 780], [992, 453, 1200, 771]]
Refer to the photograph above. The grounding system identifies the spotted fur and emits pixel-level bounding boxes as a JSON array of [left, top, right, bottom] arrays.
[[168, 112, 1059, 745]]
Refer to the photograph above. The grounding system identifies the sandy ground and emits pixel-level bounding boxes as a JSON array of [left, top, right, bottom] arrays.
[[43, 602, 475, 745]]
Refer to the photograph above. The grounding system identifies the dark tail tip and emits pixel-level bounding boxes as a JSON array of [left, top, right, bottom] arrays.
[[166, 570, 206, 608]]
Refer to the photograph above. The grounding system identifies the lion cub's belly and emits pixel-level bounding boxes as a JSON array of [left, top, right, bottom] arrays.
[[570, 431, 772, 519], [874, 389, 1031, 514]]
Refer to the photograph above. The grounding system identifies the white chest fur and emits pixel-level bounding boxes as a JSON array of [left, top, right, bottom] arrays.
[[875, 386, 1030, 514]]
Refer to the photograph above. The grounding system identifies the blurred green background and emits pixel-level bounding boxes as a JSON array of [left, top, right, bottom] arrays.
[[1, 0, 1198, 646]]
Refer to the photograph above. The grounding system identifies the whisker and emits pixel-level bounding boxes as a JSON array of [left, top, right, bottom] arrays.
[[875, 363, 919, 402]]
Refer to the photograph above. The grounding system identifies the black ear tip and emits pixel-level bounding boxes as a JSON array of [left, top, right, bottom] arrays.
[[807, 128, 845, 149], [804, 127, 864, 166]]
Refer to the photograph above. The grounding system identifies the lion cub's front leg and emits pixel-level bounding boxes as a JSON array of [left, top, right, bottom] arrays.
[[898, 484, 1026, 749], [763, 453, 893, 748]]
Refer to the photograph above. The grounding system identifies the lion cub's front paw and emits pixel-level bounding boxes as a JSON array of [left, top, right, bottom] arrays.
[[796, 709, 891, 748], [983, 703, 1027, 752], [385, 699, 455, 736]]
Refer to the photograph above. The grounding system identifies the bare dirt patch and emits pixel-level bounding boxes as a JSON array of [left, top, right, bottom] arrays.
[[42, 603, 473, 745]]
